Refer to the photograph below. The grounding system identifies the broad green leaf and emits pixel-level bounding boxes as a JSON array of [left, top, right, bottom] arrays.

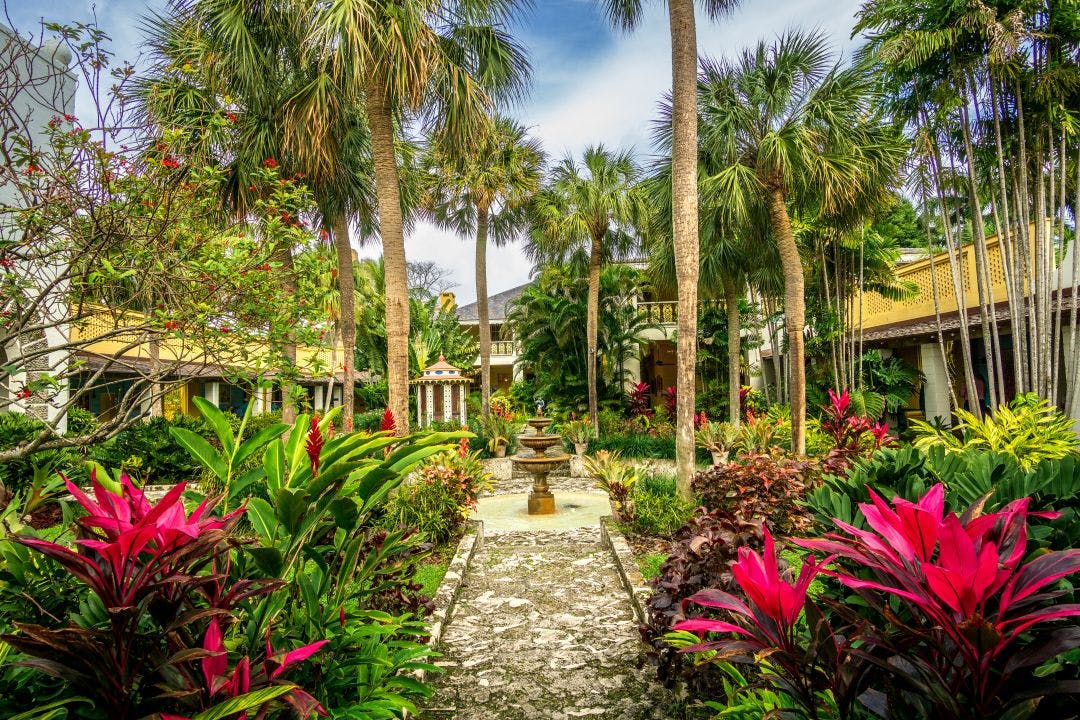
[[192, 685, 295, 720], [170, 427, 228, 482], [235, 423, 289, 467], [246, 497, 278, 541], [264, 441, 285, 495], [192, 396, 236, 457], [275, 488, 309, 533], [329, 496, 359, 531], [246, 546, 284, 577], [8, 697, 91, 720]]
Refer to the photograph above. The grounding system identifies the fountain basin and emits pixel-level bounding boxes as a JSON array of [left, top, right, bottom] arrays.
[[526, 417, 553, 433], [517, 434, 562, 454], [511, 453, 571, 477]]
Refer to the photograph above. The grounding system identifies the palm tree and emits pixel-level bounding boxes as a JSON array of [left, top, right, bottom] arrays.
[[596, 0, 740, 497], [304, 0, 530, 435], [696, 31, 905, 454], [424, 117, 544, 418], [529, 146, 648, 434], [139, 0, 378, 425]]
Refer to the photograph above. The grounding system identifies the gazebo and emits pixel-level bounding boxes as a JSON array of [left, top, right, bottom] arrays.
[[413, 355, 471, 428]]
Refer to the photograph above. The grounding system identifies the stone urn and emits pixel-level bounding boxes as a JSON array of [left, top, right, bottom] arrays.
[[574, 442, 588, 457], [711, 450, 729, 466], [493, 443, 508, 458]]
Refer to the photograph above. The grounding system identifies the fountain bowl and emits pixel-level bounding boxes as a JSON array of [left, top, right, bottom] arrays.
[[526, 417, 553, 433], [511, 453, 571, 477], [517, 434, 562, 454]]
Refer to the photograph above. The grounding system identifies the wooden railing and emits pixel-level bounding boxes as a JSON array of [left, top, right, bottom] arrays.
[[491, 340, 518, 356]]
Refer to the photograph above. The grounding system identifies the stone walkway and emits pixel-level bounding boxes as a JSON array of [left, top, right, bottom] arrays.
[[424, 525, 672, 719]]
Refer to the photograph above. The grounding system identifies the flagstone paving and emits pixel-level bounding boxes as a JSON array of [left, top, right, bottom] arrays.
[[423, 524, 674, 719]]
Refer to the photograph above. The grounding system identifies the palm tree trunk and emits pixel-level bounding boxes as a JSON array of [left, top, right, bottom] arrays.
[[766, 187, 806, 455], [476, 205, 492, 419], [367, 78, 410, 435], [586, 232, 602, 435], [332, 212, 356, 430], [668, 0, 700, 499], [722, 275, 741, 428], [148, 336, 163, 417]]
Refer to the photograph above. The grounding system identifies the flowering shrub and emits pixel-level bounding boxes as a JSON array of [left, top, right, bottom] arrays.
[[691, 453, 814, 535], [820, 388, 891, 475], [384, 448, 493, 544], [628, 382, 653, 418], [676, 485, 1080, 719]]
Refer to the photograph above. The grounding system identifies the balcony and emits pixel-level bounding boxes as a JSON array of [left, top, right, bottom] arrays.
[[639, 300, 678, 325], [491, 340, 518, 356]]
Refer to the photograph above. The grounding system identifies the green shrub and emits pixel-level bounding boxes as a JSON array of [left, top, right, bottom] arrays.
[[384, 448, 492, 544], [63, 407, 98, 437], [629, 472, 695, 537], [911, 392, 1080, 469], [352, 409, 385, 433], [89, 415, 210, 485], [592, 432, 676, 459], [0, 413, 82, 495]]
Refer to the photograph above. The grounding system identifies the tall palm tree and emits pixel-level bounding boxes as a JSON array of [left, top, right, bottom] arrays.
[[424, 117, 544, 417], [139, 0, 378, 425], [529, 146, 647, 433], [304, 0, 530, 435], [597, 0, 740, 497], [696, 31, 905, 454]]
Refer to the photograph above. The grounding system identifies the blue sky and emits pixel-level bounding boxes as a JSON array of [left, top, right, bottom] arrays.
[[7, 0, 864, 304]]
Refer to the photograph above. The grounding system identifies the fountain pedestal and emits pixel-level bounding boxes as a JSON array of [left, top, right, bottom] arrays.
[[512, 418, 570, 515]]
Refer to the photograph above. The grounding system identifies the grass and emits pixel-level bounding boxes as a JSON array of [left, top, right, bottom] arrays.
[[414, 562, 450, 597], [637, 552, 667, 581], [628, 472, 696, 538]]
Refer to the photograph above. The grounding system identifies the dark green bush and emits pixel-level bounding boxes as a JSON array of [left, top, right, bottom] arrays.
[[63, 407, 98, 437], [0, 413, 82, 494], [89, 415, 210, 485], [592, 432, 676, 459], [352, 410, 385, 433]]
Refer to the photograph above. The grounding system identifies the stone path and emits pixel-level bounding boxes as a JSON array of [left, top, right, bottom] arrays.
[[424, 526, 672, 719]]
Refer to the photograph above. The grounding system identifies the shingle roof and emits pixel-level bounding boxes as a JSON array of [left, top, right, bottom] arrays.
[[456, 283, 531, 323]]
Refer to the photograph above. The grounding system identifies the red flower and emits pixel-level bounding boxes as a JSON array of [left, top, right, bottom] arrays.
[[23, 164, 42, 175], [15, 386, 32, 400], [318, 229, 330, 240], [218, 325, 231, 333], [306, 415, 325, 477], [247, 184, 257, 192], [731, 525, 822, 627], [64, 114, 75, 122], [379, 407, 396, 433], [224, 112, 237, 123], [0, 258, 14, 268], [262, 157, 277, 168], [164, 320, 180, 331], [161, 157, 180, 169]]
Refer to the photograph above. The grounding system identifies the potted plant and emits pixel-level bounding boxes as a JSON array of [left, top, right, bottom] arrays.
[[583, 450, 638, 522], [696, 420, 740, 465], [563, 417, 595, 456], [482, 410, 513, 458]]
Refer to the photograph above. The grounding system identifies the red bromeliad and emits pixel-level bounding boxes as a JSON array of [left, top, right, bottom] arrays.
[[379, 407, 396, 433], [306, 415, 325, 478]]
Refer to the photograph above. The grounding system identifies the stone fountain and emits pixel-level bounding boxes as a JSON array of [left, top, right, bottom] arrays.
[[511, 414, 571, 515]]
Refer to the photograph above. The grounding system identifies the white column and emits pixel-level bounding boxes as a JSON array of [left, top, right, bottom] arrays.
[[252, 388, 266, 414], [204, 381, 220, 408], [417, 383, 424, 428], [919, 343, 952, 427], [624, 352, 642, 393], [1064, 327, 1080, 433], [313, 385, 325, 411], [459, 383, 467, 425], [442, 382, 452, 422], [425, 384, 434, 426]]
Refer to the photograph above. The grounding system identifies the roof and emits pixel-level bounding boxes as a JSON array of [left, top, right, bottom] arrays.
[[455, 283, 531, 323]]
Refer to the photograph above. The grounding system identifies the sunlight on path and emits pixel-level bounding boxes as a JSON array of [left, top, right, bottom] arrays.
[[424, 525, 673, 719]]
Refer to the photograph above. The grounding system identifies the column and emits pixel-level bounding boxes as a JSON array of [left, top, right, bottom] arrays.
[[1064, 327, 1080, 433], [417, 383, 424, 429], [459, 383, 467, 425], [919, 343, 952, 427], [252, 387, 266, 414], [442, 382, 452, 422], [313, 385, 325, 412], [425, 384, 434, 426], [204, 381, 220, 409]]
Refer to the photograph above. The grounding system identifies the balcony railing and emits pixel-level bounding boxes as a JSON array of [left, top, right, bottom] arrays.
[[491, 340, 518, 356], [639, 300, 678, 324]]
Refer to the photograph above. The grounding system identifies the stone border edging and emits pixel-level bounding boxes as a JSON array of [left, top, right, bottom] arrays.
[[599, 516, 652, 626], [421, 519, 484, 677]]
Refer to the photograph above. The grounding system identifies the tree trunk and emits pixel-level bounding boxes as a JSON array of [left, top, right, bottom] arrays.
[[669, 0, 700, 499], [476, 205, 492, 419], [148, 337, 163, 417], [586, 231, 602, 435], [767, 187, 806, 455], [332, 212, 356, 431], [722, 275, 741, 428], [367, 78, 410, 436]]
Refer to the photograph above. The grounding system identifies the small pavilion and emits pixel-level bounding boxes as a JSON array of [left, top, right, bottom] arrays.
[[413, 355, 470, 428]]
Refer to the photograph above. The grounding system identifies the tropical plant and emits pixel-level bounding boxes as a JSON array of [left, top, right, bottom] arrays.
[[737, 412, 785, 455], [384, 443, 492, 544], [0, 473, 326, 719], [693, 30, 906, 454], [691, 453, 813, 536], [627, 472, 695, 538], [481, 405, 514, 455], [562, 416, 595, 447], [819, 388, 892, 476], [528, 145, 648, 435], [425, 116, 544, 417], [509, 261, 653, 413], [694, 421, 739, 462], [911, 393, 1080, 470], [680, 485, 1080, 719], [584, 450, 639, 522]]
